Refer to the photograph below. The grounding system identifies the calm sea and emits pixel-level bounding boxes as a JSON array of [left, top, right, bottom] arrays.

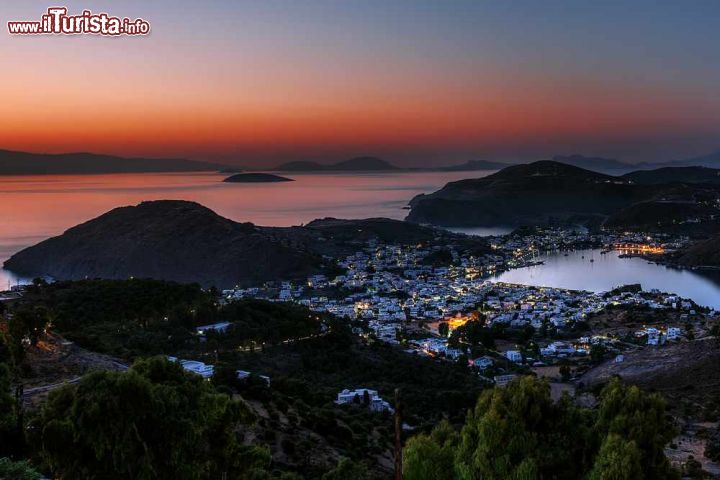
[[4, 171, 720, 309], [0, 170, 486, 288]]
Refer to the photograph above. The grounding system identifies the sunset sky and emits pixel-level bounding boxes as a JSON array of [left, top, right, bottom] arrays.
[[2, 0, 720, 167]]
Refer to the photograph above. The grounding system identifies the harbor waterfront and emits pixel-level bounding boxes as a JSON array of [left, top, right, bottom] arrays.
[[492, 248, 720, 310]]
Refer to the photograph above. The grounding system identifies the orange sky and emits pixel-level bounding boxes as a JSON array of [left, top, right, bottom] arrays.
[[2, 0, 720, 166]]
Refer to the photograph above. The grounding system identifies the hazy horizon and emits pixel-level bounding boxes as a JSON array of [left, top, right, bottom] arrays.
[[3, 0, 720, 168]]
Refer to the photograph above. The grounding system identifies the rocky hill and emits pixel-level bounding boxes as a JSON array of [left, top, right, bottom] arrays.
[[3, 201, 323, 288], [406, 160, 720, 228], [673, 236, 720, 267], [604, 201, 716, 231], [4, 201, 488, 287]]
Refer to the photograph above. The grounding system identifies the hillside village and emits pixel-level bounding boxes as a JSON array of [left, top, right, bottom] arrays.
[[216, 228, 714, 386]]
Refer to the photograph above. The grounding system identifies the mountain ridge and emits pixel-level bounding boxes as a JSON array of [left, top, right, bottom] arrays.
[[0, 149, 226, 175], [273, 156, 398, 171], [406, 160, 720, 228]]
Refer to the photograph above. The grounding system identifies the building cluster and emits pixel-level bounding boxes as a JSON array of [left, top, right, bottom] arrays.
[[222, 232, 704, 366], [635, 326, 683, 345]]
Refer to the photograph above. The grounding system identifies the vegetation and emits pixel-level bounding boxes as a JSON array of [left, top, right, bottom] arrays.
[[705, 428, 720, 462], [321, 458, 371, 480], [2, 279, 687, 478], [0, 458, 43, 480], [421, 248, 454, 267], [28, 356, 273, 480], [403, 376, 679, 480], [0, 362, 21, 458], [448, 319, 495, 350], [14, 279, 327, 359], [217, 318, 485, 426]]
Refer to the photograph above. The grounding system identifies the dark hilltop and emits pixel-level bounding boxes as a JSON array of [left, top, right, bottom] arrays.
[[4, 200, 488, 288], [406, 160, 720, 229]]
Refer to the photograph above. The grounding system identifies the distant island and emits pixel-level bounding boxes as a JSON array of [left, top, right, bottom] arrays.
[[223, 173, 294, 183], [638, 149, 720, 170], [0, 149, 227, 175], [273, 156, 398, 171], [551, 151, 720, 172], [623, 166, 720, 185], [431, 160, 512, 171], [551, 154, 632, 172]]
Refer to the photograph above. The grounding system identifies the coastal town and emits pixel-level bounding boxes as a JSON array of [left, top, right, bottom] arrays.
[[208, 227, 714, 388], [2, 224, 719, 477], [4, 225, 710, 393]]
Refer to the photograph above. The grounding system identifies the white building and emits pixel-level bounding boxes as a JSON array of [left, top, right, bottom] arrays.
[[494, 374, 517, 387], [666, 326, 682, 340], [236, 370, 271, 385], [195, 321, 231, 335], [167, 357, 214, 379], [335, 388, 393, 413], [469, 356, 494, 369], [505, 350, 522, 363], [646, 328, 665, 346]]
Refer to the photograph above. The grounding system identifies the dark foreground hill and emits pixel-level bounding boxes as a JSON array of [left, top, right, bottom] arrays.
[[406, 160, 720, 228], [4, 201, 323, 288], [0, 149, 225, 175], [5, 201, 488, 287], [672, 235, 720, 267]]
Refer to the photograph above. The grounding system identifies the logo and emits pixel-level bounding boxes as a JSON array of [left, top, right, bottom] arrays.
[[8, 7, 150, 36]]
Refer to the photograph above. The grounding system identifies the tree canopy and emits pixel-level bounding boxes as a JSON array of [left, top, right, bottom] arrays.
[[403, 376, 679, 480], [30, 356, 268, 480]]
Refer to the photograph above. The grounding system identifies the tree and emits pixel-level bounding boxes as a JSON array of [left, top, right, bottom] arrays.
[[403, 376, 678, 480], [0, 363, 20, 457], [590, 344, 607, 364], [403, 420, 457, 480], [587, 434, 643, 480], [438, 322, 449, 338], [0, 458, 43, 480], [30, 356, 264, 480], [594, 378, 678, 480], [450, 321, 495, 349], [454, 376, 592, 480], [362, 389, 371, 407], [706, 428, 720, 461], [321, 458, 370, 480], [684, 322, 695, 341], [11, 306, 50, 346], [559, 363, 572, 381]]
